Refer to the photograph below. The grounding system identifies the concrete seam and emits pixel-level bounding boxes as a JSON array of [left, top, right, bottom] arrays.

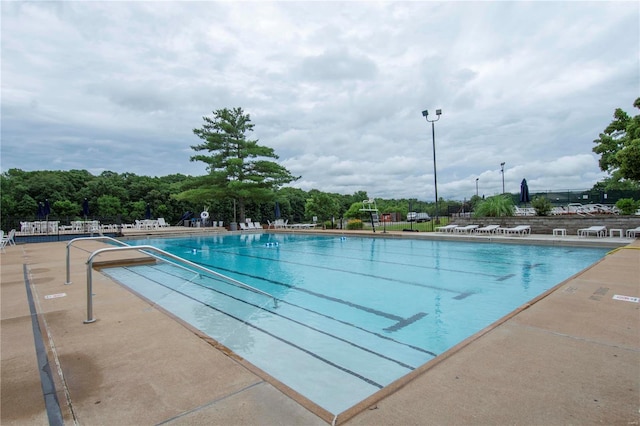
[[154, 380, 266, 425]]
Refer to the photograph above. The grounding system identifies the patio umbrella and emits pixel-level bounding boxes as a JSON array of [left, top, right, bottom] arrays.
[[274, 202, 281, 219], [520, 179, 531, 206], [37, 202, 44, 219], [145, 203, 151, 219], [82, 198, 90, 218]]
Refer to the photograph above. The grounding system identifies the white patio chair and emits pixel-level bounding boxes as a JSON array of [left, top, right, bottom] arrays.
[[499, 225, 531, 236], [4, 229, 16, 246], [626, 226, 640, 238], [475, 225, 500, 234], [454, 225, 479, 234], [577, 226, 606, 237]]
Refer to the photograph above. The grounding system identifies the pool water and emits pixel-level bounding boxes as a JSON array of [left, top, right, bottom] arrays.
[[102, 233, 608, 414]]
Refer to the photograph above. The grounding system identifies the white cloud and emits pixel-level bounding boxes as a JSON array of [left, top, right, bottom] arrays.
[[1, 1, 637, 198]]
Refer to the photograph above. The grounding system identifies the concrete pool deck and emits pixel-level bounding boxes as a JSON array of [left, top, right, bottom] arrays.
[[1, 230, 638, 425]]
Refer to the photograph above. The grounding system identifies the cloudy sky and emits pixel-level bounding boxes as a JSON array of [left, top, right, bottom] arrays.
[[2, 1, 638, 201]]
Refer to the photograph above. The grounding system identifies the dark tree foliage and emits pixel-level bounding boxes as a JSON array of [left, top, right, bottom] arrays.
[[0, 169, 195, 228], [593, 98, 640, 183]]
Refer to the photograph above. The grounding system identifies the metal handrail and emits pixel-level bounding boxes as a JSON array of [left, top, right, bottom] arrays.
[[65, 236, 129, 285], [66, 236, 206, 284], [83, 245, 277, 323]]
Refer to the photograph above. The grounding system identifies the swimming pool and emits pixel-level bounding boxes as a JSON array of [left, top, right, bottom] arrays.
[[102, 233, 608, 414]]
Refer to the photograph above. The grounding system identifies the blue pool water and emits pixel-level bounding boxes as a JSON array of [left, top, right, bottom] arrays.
[[102, 233, 608, 414]]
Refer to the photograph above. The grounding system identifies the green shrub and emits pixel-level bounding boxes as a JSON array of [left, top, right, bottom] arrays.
[[346, 219, 363, 230], [323, 220, 337, 229], [615, 198, 639, 215], [473, 195, 514, 217], [531, 196, 552, 216]]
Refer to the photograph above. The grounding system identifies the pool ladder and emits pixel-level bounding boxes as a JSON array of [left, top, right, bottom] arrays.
[[64, 237, 278, 324]]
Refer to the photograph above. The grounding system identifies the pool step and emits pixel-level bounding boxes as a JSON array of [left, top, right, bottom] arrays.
[[102, 263, 432, 413]]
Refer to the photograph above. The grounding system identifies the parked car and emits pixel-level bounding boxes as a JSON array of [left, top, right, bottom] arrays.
[[407, 212, 431, 222]]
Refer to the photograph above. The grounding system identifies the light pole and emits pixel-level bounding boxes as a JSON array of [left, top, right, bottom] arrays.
[[422, 109, 442, 223], [475, 178, 479, 197], [500, 162, 505, 194]]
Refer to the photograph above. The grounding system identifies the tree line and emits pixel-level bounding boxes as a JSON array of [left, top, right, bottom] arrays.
[[0, 167, 451, 230]]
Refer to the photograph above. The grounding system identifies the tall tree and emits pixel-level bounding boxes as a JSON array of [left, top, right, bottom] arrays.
[[593, 98, 640, 182], [304, 190, 341, 223], [178, 107, 298, 222]]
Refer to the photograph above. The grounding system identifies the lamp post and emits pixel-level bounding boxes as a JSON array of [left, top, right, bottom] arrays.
[[500, 162, 505, 194], [422, 109, 442, 223], [475, 178, 479, 197]]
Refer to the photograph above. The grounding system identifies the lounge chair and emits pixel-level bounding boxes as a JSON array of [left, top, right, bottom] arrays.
[[436, 224, 458, 232], [499, 225, 531, 236], [577, 226, 606, 237], [239, 222, 249, 231], [454, 225, 479, 234], [475, 225, 500, 234], [253, 222, 263, 230], [625, 226, 640, 238], [157, 218, 169, 227]]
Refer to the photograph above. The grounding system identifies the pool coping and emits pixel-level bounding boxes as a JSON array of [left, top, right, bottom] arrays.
[[1, 231, 638, 425]]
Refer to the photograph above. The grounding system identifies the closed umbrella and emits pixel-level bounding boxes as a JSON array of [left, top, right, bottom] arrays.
[[274, 202, 281, 219], [145, 204, 152, 219], [520, 179, 531, 206], [82, 198, 90, 218], [37, 202, 45, 219], [44, 199, 51, 219]]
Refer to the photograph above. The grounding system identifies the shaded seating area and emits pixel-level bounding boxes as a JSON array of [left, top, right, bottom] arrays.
[[578, 225, 607, 237]]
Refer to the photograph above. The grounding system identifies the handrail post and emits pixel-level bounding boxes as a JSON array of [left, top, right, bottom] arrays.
[[84, 259, 96, 323], [65, 243, 72, 285]]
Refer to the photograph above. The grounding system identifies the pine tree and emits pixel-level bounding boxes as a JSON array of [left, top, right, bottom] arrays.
[[179, 107, 299, 222]]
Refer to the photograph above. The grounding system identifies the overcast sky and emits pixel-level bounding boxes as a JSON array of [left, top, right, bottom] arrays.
[[2, 1, 638, 201]]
